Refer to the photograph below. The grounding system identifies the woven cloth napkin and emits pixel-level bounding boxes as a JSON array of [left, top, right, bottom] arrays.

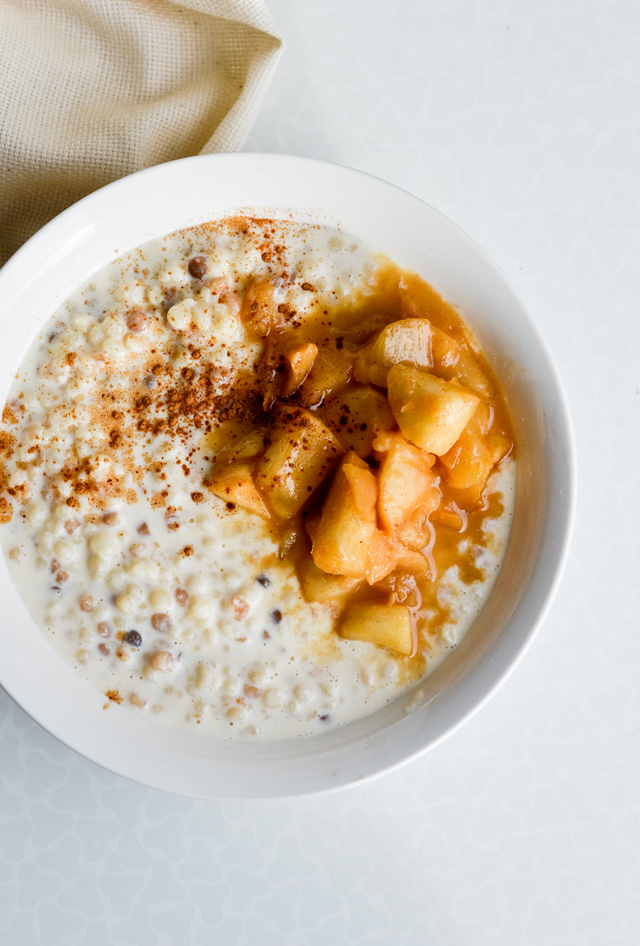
[[0, 0, 282, 266]]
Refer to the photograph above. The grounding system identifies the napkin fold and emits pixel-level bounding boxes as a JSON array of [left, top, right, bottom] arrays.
[[0, 0, 282, 265]]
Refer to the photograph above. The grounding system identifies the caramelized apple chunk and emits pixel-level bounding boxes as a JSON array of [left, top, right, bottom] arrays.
[[297, 342, 354, 407], [207, 460, 270, 519], [439, 399, 511, 500], [374, 568, 421, 607], [255, 339, 286, 409], [298, 556, 364, 604], [241, 278, 281, 337], [430, 325, 493, 397], [403, 295, 494, 398], [283, 343, 318, 396], [309, 451, 395, 583], [430, 505, 464, 531], [373, 430, 440, 532], [390, 542, 433, 574], [213, 429, 266, 465], [320, 385, 395, 458], [387, 364, 480, 455], [339, 602, 413, 656], [430, 324, 460, 371], [255, 408, 343, 519], [394, 501, 436, 552], [354, 318, 433, 387], [439, 425, 493, 491], [487, 432, 512, 465]]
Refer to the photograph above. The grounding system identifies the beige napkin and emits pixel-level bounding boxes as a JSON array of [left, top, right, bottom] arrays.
[[0, 0, 282, 266]]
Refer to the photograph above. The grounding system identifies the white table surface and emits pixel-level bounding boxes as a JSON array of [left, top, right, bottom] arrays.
[[1, 1, 639, 943]]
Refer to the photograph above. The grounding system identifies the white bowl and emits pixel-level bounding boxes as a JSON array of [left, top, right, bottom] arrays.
[[0, 154, 575, 799]]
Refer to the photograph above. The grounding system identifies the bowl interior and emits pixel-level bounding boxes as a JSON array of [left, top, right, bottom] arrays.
[[0, 155, 574, 799]]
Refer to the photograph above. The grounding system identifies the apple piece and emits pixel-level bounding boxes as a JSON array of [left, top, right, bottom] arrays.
[[387, 364, 480, 455], [254, 338, 286, 409], [373, 569, 421, 606], [395, 502, 437, 550], [400, 293, 461, 375], [431, 506, 464, 531], [207, 417, 265, 460], [342, 463, 391, 580], [439, 426, 494, 490], [320, 384, 395, 458], [430, 325, 493, 397], [400, 287, 494, 396], [207, 460, 270, 518], [297, 342, 353, 407], [390, 542, 432, 574], [439, 434, 512, 512], [256, 340, 318, 409], [453, 351, 494, 398], [255, 407, 343, 518], [298, 556, 364, 603], [430, 325, 460, 371], [240, 279, 281, 337], [309, 452, 376, 577], [487, 432, 512, 465], [339, 602, 413, 656], [283, 342, 318, 396], [354, 318, 433, 387], [439, 399, 512, 492], [213, 429, 266, 465], [374, 431, 439, 532], [472, 399, 493, 436], [310, 451, 395, 583]]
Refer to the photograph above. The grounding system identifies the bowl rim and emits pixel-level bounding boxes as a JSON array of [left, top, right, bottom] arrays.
[[0, 153, 576, 799]]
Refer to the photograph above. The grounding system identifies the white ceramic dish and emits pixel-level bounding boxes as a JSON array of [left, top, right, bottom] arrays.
[[0, 154, 575, 799]]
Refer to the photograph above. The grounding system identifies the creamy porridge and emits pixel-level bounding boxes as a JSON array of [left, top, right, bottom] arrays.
[[0, 219, 515, 740]]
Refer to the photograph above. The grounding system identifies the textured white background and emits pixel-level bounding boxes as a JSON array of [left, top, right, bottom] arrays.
[[2, 1, 639, 943]]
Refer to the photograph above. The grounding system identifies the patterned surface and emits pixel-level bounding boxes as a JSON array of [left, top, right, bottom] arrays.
[[2, 0, 639, 942]]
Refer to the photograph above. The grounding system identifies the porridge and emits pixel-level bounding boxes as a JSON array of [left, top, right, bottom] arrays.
[[0, 219, 515, 740]]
